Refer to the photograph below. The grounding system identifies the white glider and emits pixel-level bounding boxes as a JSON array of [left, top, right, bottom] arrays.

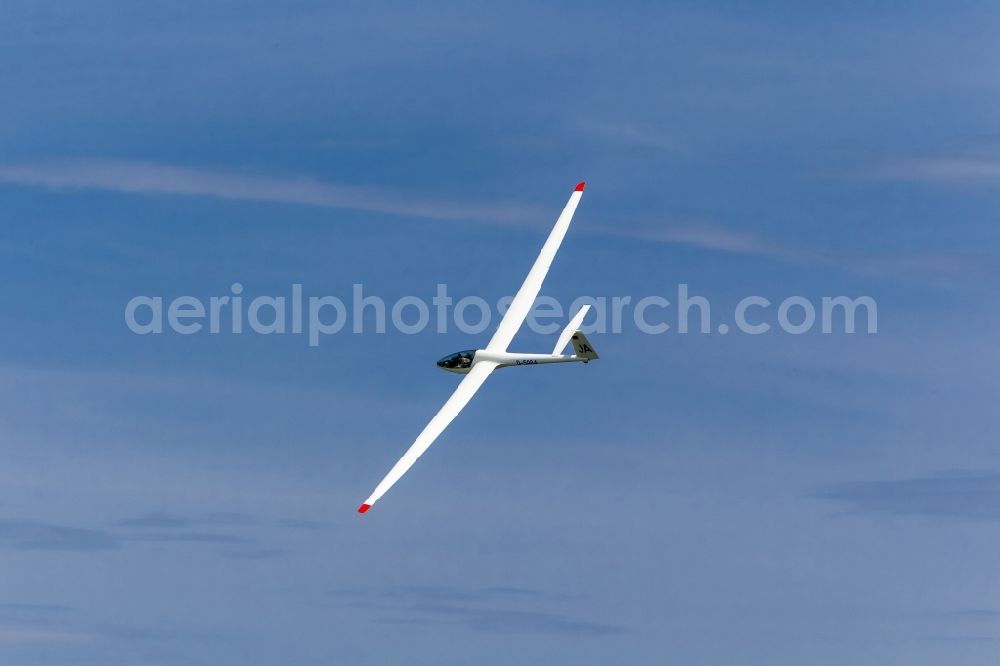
[[358, 182, 598, 513]]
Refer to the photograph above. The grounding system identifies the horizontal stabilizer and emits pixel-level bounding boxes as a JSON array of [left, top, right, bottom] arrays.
[[552, 305, 591, 354]]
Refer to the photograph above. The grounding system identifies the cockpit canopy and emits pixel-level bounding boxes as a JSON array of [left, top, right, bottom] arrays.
[[436, 350, 476, 372]]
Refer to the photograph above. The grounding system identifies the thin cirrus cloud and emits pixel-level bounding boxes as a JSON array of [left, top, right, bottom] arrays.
[[114, 511, 258, 529], [0, 517, 249, 551], [114, 510, 330, 531], [333, 585, 621, 636], [0, 603, 91, 645], [615, 222, 818, 264], [865, 157, 1000, 187], [819, 471, 1000, 520], [0, 159, 545, 224], [2, 157, 987, 279], [0, 157, 818, 264], [0, 519, 120, 551], [0, 510, 302, 555]]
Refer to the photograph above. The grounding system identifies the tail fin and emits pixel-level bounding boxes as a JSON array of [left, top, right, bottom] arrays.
[[570, 332, 599, 361], [552, 305, 591, 354]]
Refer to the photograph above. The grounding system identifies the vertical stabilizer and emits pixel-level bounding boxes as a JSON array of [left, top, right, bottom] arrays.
[[570, 332, 599, 361]]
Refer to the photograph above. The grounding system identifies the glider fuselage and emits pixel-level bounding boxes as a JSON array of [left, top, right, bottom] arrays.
[[436, 349, 589, 374]]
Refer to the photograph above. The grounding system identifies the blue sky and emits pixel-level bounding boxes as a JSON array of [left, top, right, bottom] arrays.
[[2, 2, 1000, 664]]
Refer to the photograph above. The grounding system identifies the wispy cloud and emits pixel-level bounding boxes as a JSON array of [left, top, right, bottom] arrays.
[[0, 602, 224, 647], [115, 510, 330, 531], [273, 518, 328, 530], [220, 546, 284, 560], [615, 222, 818, 264], [0, 520, 120, 551], [0, 517, 253, 551], [953, 609, 1000, 618], [0, 604, 74, 616], [574, 118, 685, 152], [0, 157, 810, 263], [115, 511, 257, 529], [609, 220, 1000, 282], [923, 608, 1000, 644], [111, 510, 309, 559], [119, 529, 287, 561], [0, 159, 545, 224], [333, 585, 620, 636], [819, 471, 1000, 520], [336, 585, 545, 605], [868, 157, 1000, 187], [3, 158, 992, 282], [0, 507, 311, 556], [0, 603, 88, 643], [124, 532, 249, 545]]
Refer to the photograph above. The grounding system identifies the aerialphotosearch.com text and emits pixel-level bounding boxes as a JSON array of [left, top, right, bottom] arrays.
[[124, 283, 877, 346]]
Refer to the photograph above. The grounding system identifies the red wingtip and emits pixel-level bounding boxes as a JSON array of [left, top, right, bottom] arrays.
[[574, 181, 586, 192], [358, 503, 371, 514]]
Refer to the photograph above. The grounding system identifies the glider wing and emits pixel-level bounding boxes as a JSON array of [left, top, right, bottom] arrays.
[[486, 182, 586, 352], [358, 360, 498, 513]]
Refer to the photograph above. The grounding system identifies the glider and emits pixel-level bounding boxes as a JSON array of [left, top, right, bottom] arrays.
[[358, 182, 598, 513]]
